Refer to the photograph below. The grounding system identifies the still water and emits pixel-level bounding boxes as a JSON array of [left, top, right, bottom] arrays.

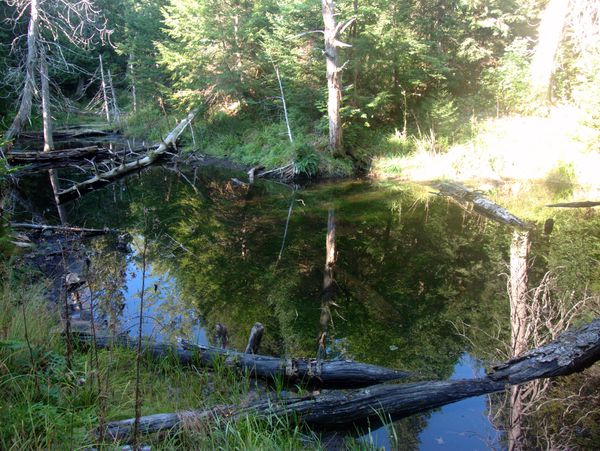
[[19, 162, 599, 449]]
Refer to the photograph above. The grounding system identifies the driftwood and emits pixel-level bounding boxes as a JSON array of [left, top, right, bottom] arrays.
[[436, 182, 527, 229], [545, 201, 600, 208], [256, 162, 296, 183], [56, 109, 198, 203], [72, 332, 409, 389], [10, 222, 119, 235], [101, 317, 600, 440], [6, 146, 100, 163]]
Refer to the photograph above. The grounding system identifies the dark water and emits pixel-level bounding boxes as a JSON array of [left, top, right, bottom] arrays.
[[17, 162, 600, 449]]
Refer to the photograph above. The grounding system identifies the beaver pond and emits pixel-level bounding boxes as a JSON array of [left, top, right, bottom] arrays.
[[16, 159, 600, 449]]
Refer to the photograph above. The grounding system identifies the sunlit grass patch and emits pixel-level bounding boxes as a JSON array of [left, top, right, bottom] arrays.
[[370, 106, 600, 189]]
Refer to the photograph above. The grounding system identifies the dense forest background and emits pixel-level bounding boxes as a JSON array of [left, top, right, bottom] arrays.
[[1, 0, 598, 176]]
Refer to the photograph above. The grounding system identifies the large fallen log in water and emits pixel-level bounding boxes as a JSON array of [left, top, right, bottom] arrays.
[[56, 109, 197, 203], [101, 317, 600, 440], [72, 332, 409, 389], [435, 182, 527, 229]]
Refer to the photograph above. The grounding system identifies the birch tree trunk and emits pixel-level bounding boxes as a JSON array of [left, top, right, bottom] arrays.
[[5, 0, 40, 143], [99, 54, 111, 123], [107, 67, 120, 124], [40, 46, 54, 152], [128, 53, 137, 113], [322, 0, 344, 156]]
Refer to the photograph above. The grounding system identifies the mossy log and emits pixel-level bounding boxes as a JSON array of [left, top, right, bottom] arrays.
[[101, 317, 600, 440]]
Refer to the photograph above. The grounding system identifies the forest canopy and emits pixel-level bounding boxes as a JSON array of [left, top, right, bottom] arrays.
[[1, 0, 598, 176]]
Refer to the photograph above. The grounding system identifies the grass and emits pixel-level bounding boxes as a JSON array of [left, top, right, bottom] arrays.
[[369, 105, 600, 194], [1, 260, 395, 449], [123, 104, 354, 177]]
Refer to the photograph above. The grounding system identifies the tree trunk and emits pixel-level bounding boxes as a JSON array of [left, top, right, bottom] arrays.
[[128, 53, 137, 113], [101, 316, 600, 440], [48, 169, 67, 224], [40, 46, 54, 152], [322, 0, 344, 155], [530, 0, 570, 103], [274, 65, 293, 143], [5, 0, 40, 143], [107, 67, 120, 124], [99, 54, 111, 123]]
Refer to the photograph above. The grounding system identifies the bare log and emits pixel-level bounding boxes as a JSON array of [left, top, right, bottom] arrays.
[[545, 201, 600, 208], [101, 317, 600, 440], [436, 182, 527, 229], [244, 323, 264, 354], [19, 128, 114, 140], [56, 109, 198, 203], [6, 146, 100, 163], [72, 332, 409, 389]]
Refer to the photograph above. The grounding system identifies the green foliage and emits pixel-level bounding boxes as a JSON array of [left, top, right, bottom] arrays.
[[124, 103, 180, 141], [482, 38, 534, 114]]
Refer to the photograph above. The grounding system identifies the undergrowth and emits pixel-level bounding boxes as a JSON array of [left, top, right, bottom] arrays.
[[0, 261, 391, 449]]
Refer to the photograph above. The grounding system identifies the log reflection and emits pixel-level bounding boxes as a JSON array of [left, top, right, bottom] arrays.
[[318, 207, 337, 360], [508, 230, 530, 451]]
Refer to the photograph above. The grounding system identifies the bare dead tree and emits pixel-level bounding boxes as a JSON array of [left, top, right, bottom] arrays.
[[293, 2, 354, 155], [321, 1, 354, 155], [4, 0, 40, 145], [4, 0, 111, 149]]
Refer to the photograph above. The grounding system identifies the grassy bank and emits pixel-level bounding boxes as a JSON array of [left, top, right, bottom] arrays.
[[124, 104, 354, 178], [2, 261, 399, 449], [369, 106, 600, 195]]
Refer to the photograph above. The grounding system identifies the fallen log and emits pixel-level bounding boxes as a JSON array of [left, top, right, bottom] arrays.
[[6, 146, 100, 163], [72, 332, 409, 389], [56, 109, 198, 203], [19, 127, 114, 140], [545, 201, 600, 208], [435, 182, 527, 229], [101, 317, 600, 440], [10, 222, 120, 235]]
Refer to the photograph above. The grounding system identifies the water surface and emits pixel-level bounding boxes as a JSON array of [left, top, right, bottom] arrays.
[[18, 162, 600, 449]]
